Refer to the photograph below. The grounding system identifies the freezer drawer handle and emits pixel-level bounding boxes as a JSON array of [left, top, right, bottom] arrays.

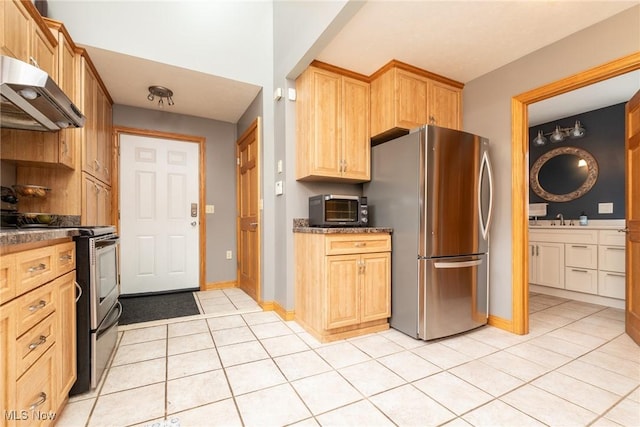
[[434, 259, 483, 269]]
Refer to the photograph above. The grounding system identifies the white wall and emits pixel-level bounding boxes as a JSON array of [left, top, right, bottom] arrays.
[[463, 5, 640, 320]]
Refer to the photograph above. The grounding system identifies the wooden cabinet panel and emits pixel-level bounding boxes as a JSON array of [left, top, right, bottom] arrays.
[[15, 280, 55, 337], [565, 244, 597, 269], [82, 173, 111, 226], [370, 61, 463, 142], [15, 247, 56, 298], [54, 242, 75, 277], [341, 77, 370, 181], [0, 300, 17, 424], [296, 63, 370, 182], [598, 271, 625, 299], [326, 255, 360, 329], [2, 240, 76, 427], [16, 346, 56, 426], [56, 271, 77, 400], [31, 21, 56, 80], [16, 312, 55, 377], [529, 241, 564, 288], [295, 232, 391, 342], [429, 80, 462, 130], [396, 68, 428, 129], [565, 267, 598, 294], [1, 0, 31, 62], [0, 254, 17, 305], [360, 252, 391, 323]]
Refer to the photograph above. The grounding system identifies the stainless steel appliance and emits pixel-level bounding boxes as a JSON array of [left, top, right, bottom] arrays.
[[364, 125, 493, 340], [1, 55, 85, 131], [70, 226, 121, 395], [308, 194, 368, 227]]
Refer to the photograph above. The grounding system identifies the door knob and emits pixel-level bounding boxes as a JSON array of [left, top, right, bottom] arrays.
[[191, 221, 197, 227]]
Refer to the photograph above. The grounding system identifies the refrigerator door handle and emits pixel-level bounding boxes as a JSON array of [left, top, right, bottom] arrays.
[[434, 259, 483, 269], [478, 150, 494, 240]]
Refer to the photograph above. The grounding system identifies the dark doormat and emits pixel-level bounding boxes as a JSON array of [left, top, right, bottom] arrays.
[[118, 291, 201, 325]]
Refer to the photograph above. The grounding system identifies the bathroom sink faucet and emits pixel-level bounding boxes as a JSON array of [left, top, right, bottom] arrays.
[[556, 213, 565, 226]]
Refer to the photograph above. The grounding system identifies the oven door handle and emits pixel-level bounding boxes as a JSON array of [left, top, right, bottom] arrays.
[[95, 237, 120, 249], [97, 301, 122, 338]]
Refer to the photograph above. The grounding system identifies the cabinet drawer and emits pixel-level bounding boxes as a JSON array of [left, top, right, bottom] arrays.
[[16, 313, 55, 378], [598, 271, 625, 299], [15, 246, 56, 297], [565, 267, 597, 294], [15, 281, 56, 337], [325, 234, 391, 255], [565, 244, 597, 269], [599, 246, 625, 273], [0, 253, 17, 304], [599, 229, 625, 246], [16, 346, 56, 425], [54, 242, 75, 276]]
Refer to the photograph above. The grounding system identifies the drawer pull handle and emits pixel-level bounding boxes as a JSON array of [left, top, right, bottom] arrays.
[[29, 392, 47, 411], [27, 263, 47, 273], [606, 273, 625, 278], [354, 242, 367, 247], [59, 254, 73, 261], [571, 245, 588, 249], [572, 269, 589, 273], [28, 300, 47, 312], [607, 247, 625, 251], [28, 335, 47, 351]]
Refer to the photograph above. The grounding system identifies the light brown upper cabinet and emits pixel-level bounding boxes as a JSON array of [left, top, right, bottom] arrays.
[[1, 0, 56, 78], [79, 51, 113, 187], [296, 62, 370, 183], [370, 60, 463, 142]]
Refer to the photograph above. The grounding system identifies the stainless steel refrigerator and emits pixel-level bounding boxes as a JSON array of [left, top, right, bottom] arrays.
[[364, 125, 493, 340]]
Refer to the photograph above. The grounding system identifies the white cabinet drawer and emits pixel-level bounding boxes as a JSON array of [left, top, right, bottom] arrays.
[[565, 244, 597, 269], [599, 246, 625, 273], [598, 271, 625, 299], [599, 229, 625, 246], [565, 267, 597, 294]]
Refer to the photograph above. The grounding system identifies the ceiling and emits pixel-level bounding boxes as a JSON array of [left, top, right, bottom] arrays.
[[85, 1, 640, 125]]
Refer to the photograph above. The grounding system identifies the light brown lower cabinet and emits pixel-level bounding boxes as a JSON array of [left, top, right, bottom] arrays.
[[0, 239, 77, 426], [295, 232, 391, 342]]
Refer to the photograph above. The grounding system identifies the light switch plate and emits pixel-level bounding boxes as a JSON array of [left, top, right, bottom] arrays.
[[275, 180, 284, 196], [598, 202, 613, 214]]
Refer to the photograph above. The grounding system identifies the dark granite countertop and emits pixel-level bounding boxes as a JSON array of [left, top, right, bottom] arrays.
[[292, 218, 392, 234], [0, 228, 81, 246]]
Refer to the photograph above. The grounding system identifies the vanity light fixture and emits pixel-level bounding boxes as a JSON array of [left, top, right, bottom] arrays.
[[147, 85, 174, 108], [531, 120, 585, 146]]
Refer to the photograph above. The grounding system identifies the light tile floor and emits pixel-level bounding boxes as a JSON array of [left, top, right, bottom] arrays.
[[58, 291, 640, 426]]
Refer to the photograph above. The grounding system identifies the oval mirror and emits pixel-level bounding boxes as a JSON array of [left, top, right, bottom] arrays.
[[530, 146, 598, 202]]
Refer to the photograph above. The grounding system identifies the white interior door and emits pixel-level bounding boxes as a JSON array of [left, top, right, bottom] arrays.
[[119, 134, 200, 295]]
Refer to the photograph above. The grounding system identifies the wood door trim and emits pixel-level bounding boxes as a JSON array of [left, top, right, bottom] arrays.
[[113, 126, 207, 290], [509, 51, 640, 335]]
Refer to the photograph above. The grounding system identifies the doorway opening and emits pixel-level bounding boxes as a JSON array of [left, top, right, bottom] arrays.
[[511, 52, 640, 336]]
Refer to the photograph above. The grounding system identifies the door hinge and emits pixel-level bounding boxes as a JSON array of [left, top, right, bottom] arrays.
[[236, 157, 240, 166]]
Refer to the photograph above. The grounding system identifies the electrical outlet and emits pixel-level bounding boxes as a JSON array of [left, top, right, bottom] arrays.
[[226, 250, 232, 260], [205, 205, 215, 214]]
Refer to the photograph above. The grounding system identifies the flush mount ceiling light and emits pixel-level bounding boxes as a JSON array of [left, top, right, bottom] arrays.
[[532, 120, 586, 146], [147, 85, 174, 108]]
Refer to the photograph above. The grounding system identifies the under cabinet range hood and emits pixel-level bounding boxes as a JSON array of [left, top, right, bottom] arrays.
[[0, 55, 85, 131]]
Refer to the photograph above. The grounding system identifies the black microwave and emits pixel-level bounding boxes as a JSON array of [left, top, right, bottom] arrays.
[[308, 194, 368, 227]]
